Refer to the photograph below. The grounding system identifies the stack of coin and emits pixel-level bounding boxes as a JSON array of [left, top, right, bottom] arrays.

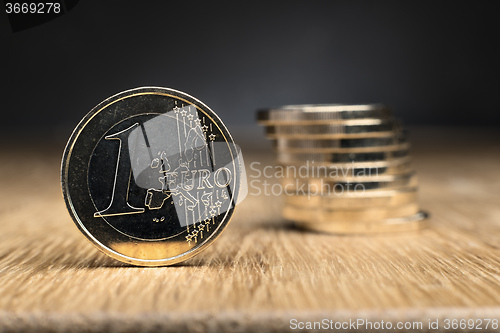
[[257, 104, 428, 234]]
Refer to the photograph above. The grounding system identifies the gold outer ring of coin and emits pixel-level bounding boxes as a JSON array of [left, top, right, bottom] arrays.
[[293, 211, 429, 234], [257, 104, 392, 123], [283, 202, 420, 223], [281, 171, 418, 192], [277, 148, 410, 164], [284, 187, 419, 209]]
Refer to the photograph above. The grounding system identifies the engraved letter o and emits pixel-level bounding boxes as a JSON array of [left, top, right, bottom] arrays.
[[214, 167, 232, 188]]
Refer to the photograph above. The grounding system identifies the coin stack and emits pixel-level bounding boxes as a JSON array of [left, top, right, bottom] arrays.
[[257, 104, 428, 234]]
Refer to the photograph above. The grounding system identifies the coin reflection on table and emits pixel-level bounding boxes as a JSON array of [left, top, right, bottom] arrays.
[[61, 87, 244, 266]]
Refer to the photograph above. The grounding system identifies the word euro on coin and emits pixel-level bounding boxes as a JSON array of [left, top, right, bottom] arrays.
[[61, 87, 244, 266]]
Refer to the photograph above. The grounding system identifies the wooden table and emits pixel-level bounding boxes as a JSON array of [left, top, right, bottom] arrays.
[[0, 127, 499, 332]]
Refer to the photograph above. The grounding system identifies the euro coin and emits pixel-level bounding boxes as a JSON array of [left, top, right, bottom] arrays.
[[61, 87, 243, 266]]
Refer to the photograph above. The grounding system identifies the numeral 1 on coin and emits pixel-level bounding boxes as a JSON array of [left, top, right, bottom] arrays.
[[94, 123, 145, 217]]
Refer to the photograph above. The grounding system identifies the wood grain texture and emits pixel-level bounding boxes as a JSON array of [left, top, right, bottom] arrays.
[[0, 128, 499, 332]]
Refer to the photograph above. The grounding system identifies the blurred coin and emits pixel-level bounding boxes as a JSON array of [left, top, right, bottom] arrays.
[[276, 142, 410, 154], [276, 158, 413, 176], [264, 121, 399, 139], [265, 124, 401, 140], [256, 102, 429, 233], [277, 148, 409, 164], [281, 171, 418, 193], [257, 104, 391, 124], [273, 135, 408, 153], [293, 211, 428, 234], [283, 202, 420, 223], [260, 118, 386, 126], [284, 187, 418, 209]]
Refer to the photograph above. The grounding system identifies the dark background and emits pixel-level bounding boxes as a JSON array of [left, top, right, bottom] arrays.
[[1, 1, 499, 143]]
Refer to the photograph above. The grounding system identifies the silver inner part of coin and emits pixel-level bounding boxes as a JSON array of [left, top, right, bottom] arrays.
[[89, 104, 247, 241]]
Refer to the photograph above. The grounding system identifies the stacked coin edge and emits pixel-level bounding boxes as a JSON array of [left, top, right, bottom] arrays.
[[257, 104, 428, 234]]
